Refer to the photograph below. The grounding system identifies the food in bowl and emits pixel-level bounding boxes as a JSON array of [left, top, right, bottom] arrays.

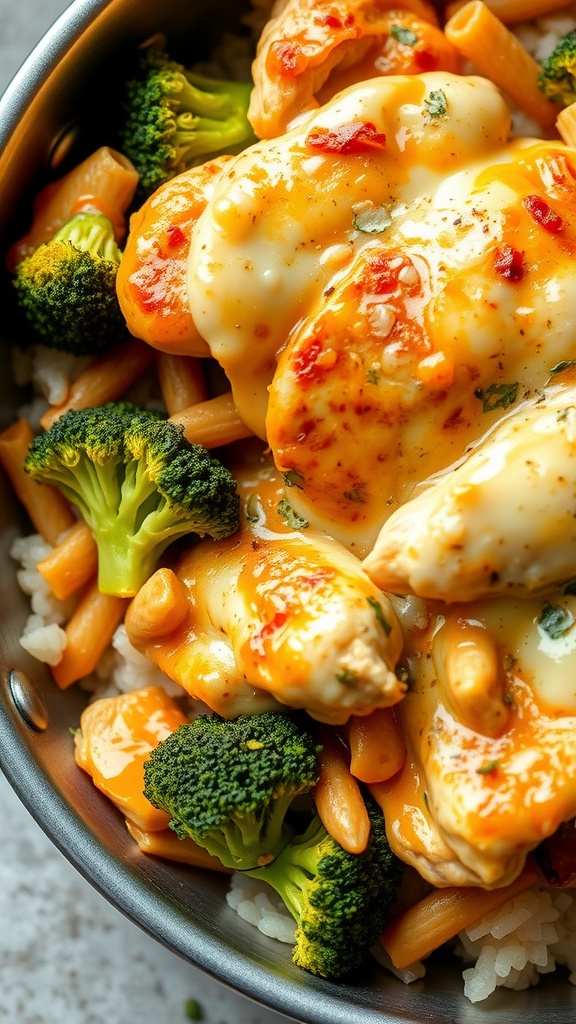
[[3, 0, 576, 1008]]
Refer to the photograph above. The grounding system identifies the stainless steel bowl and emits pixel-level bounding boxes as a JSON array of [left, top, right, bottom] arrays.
[[1, 3, 576, 1021]]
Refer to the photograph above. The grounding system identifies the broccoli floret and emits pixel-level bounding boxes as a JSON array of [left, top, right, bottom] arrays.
[[143, 712, 321, 869], [24, 401, 240, 596], [247, 798, 402, 979], [12, 212, 125, 355], [120, 46, 256, 198], [538, 30, 576, 105]]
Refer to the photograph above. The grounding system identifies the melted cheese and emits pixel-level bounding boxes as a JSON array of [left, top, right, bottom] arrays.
[[374, 599, 576, 887], [363, 371, 576, 601], [188, 71, 576, 554], [188, 72, 511, 439], [125, 448, 405, 724]]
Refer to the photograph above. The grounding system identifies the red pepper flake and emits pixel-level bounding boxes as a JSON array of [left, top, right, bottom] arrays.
[[293, 338, 323, 382], [165, 224, 186, 249], [269, 41, 307, 78], [321, 13, 342, 27], [522, 194, 563, 234], [493, 244, 525, 282], [250, 611, 289, 656], [364, 254, 401, 294], [305, 120, 386, 155]]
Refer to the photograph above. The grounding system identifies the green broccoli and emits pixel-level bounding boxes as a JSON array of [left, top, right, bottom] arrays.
[[246, 798, 402, 979], [120, 46, 256, 198], [538, 29, 576, 105], [143, 712, 321, 869], [13, 211, 125, 355], [24, 401, 240, 596]]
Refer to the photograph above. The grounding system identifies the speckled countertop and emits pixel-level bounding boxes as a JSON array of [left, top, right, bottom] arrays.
[[0, 5, 291, 1023]]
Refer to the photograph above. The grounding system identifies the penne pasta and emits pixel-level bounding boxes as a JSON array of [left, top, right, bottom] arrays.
[[36, 520, 98, 600], [380, 858, 540, 969], [39, 338, 155, 429], [313, 729, 371, 854], [348, 707, 406, 784], [445, 1, 563, 126], [557, 100, 576, 144], [169, 390, 254, 449], [51, 578, 128, 689], [7, 146, 138, 270], [0, 418, 76, 544], [445, 0, 574, 24], [156, 353, 208, 415]]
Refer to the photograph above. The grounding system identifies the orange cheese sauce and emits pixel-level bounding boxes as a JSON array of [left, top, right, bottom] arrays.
[[74, 685, 189, 831]]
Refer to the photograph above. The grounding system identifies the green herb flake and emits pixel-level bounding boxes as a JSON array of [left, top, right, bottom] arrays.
[[283, 468, 304, 489], [366, 366, 380, 385], [474, 381, 518, 413], [335, 668, 358, 685], [550, 359, 576, 375], [278, 498, 309, 530], [343, 486, 366, 503], [367, 596, 393, 635], [538, 600, 574, 640], [352, 201, 392, 234], [476, 759, 500, 776], [391, 24, 418, 46], [184, 997, 204, 1021], [423, 790, 429, 810], [563, 579, 576, 595], [424, 89, 447, 118]]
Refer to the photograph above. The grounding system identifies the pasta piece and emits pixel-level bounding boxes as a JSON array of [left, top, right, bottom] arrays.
[[51, 578, 128, 689], [433, 616, 510, 738], [557, 100, 576, 145], [7, 146, 138, 270], [36, 520, 98, 600], [348, 707, 406, 784], [39, 338, 155, 429], [0, 418, 76, 544], [169, 391, 254, 449], [125, 819, 233, 872], [156, 353, 208, 415], [445, 0, 573, 24], [313, 729, 371, 853], [444, 1, 563, 126], [380, 858, 539, 969]]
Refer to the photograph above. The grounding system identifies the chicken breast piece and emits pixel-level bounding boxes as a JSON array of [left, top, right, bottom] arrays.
[[374, 597, 576, 888], [125, 448, 405, 724], [188, 72, 576, 551], [363, 370, 576, 602], [248, 0, 456, 139]]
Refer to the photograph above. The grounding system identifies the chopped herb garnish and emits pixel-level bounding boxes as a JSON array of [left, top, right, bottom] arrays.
[[424, 89, 447, 117], [335, 668, 358, 685], [474, 381, 518, 412], [557, 407, 573, 421], [367, 595, 392, 635], [184, 998, 204, 1021], [563, 579, 576, 595], [550, 359, 576, 375], [352, 202, 392, 234], [343, 486, 366, 503], [477, 759, 500, 775], [278, 498, 309, 529], [423, 791, 429, 810], [538, 600, 574, 640], [366, 366, 380, 385], [283, 468, 304, 489], [391, 24, 418, 46]]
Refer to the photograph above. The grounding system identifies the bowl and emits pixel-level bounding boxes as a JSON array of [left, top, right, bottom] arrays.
[[1, 2, 576, 1022]]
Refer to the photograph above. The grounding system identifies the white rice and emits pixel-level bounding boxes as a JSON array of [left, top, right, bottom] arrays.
[[455, 886, 576, 1003], [226, 872, 296, 944]]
